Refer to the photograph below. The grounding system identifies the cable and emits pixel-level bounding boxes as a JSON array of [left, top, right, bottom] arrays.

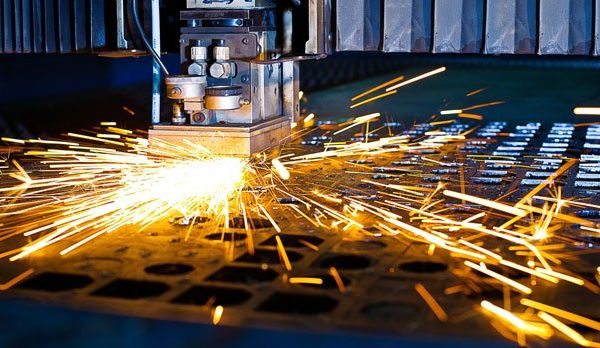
[[131, 0, 170, 76]]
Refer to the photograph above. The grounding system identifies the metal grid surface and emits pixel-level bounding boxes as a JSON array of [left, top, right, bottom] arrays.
[[1, 119, 599, 343]]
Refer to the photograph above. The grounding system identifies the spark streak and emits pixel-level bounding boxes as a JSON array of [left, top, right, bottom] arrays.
[[481, 301, 553, 340], [415, 283, 448, 322], [385, 67, 447, 92]]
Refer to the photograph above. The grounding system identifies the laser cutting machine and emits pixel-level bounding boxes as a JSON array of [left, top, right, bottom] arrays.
[[3, 0, 598, 156]]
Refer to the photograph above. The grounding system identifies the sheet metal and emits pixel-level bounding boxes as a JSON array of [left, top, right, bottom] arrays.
[[485, 0, 537, 54], [382, 0, 432, 53], [433, 0, 484, 53], [336, 0, 381, 51], [539, 0, 592, 55], [0, 0, 154, 54]]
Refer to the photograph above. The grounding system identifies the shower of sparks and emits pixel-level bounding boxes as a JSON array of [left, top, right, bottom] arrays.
[[0, 128, 248, 260], [1, 72, 599, 347]]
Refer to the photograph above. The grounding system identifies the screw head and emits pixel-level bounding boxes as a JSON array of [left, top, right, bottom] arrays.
[[191, 112, 206, 124], [170, 87, 182, 97]]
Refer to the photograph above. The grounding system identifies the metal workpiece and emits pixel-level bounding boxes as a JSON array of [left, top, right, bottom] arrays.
[[6, 120, 600, 343], [149, 116, 291, 157], [539, 0, 592, 55], [336, 0, 381, 51], [485, 0, 537, 54], [382, 0, 432, 53], [433, 0, 484, 53]]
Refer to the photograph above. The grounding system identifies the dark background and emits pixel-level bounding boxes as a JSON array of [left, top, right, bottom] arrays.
[[3, 53, 600, 139]]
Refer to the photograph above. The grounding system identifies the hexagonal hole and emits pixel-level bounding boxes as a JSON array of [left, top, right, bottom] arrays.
[[206, 266, 278, 284], [260, 234, 324, 249], [361, 301, 420, 321], [91, 279, 169, 299], [316, 254, 374, 270], [172, 285, 251, 306], [236, 249, 303, 264], [229, 217, 272, 229], [257, 292, 337, 315], [17, 272, 93, 292], [205, 232, 247, 242], [144, 263, 195, 276], [293, 274, 350, 290], [398, 261, 448, 274]]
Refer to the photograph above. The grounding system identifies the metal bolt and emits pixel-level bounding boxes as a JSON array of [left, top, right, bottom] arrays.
[[241, 75, 250, 84], [191, 112, 206, 124], [170, 87, 182, 97], [242, 38, 249, 44], [210, 64, 225, 78]]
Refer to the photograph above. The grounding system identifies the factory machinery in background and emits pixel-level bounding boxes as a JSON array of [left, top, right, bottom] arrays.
[[3, 0, 600, 155]]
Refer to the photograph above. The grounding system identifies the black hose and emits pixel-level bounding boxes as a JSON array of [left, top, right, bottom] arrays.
[[131, 0, 170, 76]]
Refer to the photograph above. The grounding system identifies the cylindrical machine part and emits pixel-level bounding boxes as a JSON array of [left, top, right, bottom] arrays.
[[165, 75, 206, 100], [213, 46, 230, 61], [191, 46, 207, 60], [204, 86, 243, 110], [172, 103, 186, 124]]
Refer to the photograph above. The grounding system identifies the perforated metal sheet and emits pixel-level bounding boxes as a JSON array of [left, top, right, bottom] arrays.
[[1, 119, 599, 344]]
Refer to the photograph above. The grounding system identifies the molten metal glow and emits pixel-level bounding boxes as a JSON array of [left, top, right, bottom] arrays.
[[212, 305, 224, 325], [481, 301, 553, 340], [1, 130, 248, 260]]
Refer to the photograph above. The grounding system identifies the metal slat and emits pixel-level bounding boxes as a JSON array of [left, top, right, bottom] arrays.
[[14, 0, 22, 52], [22, 0, 32, 53], [336, 0, 381, 51], [31, 0, 42, 53], [90, 0, 106, 50], [57, 0, 71, 52], [433, 0, 484, 53], [43, 0, 56, 53], [539, 0, 592, 55], [382, 0, 431, 53], [3, 0, 14, 53], [485, 0, 536, 54], [73, 0, 87, 51], [596, 0, 600, 55], [0, 1, 3, 53]]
